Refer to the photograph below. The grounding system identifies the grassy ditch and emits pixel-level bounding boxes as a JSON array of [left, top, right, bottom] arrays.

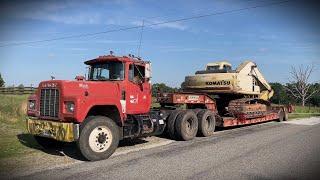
[[0, 95, 39, 159]]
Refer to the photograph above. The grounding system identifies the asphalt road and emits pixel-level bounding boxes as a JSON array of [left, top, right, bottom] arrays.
[[8, 118, 320, 180]]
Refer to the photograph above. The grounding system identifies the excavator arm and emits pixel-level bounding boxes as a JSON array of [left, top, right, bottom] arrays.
[[236, 61, 274, 100]]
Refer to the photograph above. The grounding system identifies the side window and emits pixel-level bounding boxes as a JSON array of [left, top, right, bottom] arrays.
[[222, 65, 231, 71], [129, 65, 134, 81], [129, 64, 145, 84]]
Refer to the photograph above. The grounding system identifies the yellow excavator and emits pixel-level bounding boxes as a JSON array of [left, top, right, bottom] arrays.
[[181, 61, 274, 118], [182, 60, 274, 100]]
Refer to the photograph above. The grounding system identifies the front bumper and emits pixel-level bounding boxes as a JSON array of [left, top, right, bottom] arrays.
[[26, 118, 79, 142]]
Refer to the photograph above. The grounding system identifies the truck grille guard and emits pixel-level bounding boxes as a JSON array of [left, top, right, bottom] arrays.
[[40, 88, 60, 118]]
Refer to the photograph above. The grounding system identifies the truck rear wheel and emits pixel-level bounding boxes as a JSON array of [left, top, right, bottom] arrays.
[[77, 116, 120, 161], [197, 110, 216, 137], [175, 110, 198, 141], [167, 110, 183, 139]]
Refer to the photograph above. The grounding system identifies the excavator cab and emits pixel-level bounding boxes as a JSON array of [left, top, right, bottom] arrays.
[[206, 61, 232, 72], [196, 61, 233, 74]]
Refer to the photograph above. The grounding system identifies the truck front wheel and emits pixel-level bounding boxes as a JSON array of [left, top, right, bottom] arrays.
[[77, 116, 120, 161]]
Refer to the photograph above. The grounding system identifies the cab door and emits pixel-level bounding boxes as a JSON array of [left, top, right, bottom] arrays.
[[125, 63, 151, 114]]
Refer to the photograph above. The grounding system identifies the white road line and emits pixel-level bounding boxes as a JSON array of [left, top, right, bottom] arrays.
[[282, 117, 320, 126]]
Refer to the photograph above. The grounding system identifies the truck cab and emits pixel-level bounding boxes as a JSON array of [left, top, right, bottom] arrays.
[[84, 55, 152, 115]]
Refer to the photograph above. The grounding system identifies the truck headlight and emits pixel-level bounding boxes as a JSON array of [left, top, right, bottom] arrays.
[[65, 102, 75, 113], [28, 100, 36, 110]]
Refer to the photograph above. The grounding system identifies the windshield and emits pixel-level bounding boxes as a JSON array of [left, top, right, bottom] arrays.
[[206, 65, 231, 71], [207, 66, 220, 71], [88, 61, 124, 81]]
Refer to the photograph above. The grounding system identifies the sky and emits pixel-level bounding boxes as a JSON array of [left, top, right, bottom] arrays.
[[0, 0, 319, 87]]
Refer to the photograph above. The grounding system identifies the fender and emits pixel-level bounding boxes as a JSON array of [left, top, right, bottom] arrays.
[[75, 97, 125, 124]]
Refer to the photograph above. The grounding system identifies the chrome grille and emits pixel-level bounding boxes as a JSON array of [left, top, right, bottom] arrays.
[[40, 89, 59, 118]]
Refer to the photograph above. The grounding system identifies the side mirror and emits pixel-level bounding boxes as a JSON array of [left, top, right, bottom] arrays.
[[144, 77, 151, 83], [145, 62, 152, 79]]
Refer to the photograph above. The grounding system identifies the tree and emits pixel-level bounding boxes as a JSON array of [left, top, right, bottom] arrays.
[[285, 64, 319, 106], [270, 82, 290, 104], [152, 83, 180, 96], [17, 84, 24, 94], [0, 73, 4, 87], [309, 83, 320, 106], [18, 84, 24, 88]]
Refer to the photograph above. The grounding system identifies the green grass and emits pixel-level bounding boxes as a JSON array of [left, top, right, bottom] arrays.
[[288, 105, 320, 120], [293, 106, 320, 114], [289, 113, 320, 119], [0, 95, 39, 159]]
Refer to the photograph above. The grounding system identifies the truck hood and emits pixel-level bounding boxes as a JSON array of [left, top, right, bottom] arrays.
[[39, 80, 121, 98]]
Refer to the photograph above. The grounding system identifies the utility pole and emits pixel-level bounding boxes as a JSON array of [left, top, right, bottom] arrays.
[[137, 19, 145, 57]]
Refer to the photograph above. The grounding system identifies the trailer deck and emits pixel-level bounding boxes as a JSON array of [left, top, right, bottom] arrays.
[[157, 92, 286, 128], [222, 112, 279, 127]]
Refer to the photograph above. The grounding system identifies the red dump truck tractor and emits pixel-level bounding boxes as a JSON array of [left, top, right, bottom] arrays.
[[26, 54, 290, 161]]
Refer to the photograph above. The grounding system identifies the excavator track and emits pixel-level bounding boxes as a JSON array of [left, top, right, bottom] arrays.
[[228, 98, 269, 119]]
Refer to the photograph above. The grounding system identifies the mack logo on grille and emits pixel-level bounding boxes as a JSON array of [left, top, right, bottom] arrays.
[[40, 89, 60, 118], [42, 83, 58, 88]]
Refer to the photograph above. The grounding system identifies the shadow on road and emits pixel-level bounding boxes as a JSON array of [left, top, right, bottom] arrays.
[[17, 133, 149, 161]]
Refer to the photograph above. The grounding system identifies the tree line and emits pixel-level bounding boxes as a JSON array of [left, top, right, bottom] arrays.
[[269, 82, 319, 106]]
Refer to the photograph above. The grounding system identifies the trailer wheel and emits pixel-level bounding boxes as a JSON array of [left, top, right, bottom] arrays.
[[175, 110, 198, 141], [277, 109, 285, 122], [167, 110, 183, 139], [197, 110, 216, 137], [77, 116, 120, 161]]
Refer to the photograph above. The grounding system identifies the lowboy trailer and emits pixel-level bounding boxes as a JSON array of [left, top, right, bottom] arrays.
[[157, 92, 289, 128]]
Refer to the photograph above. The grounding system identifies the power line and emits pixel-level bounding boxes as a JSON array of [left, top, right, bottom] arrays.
[[0, 25, 143, 47], [147, 0, 290, 27], [0, 0, 291, 48]]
